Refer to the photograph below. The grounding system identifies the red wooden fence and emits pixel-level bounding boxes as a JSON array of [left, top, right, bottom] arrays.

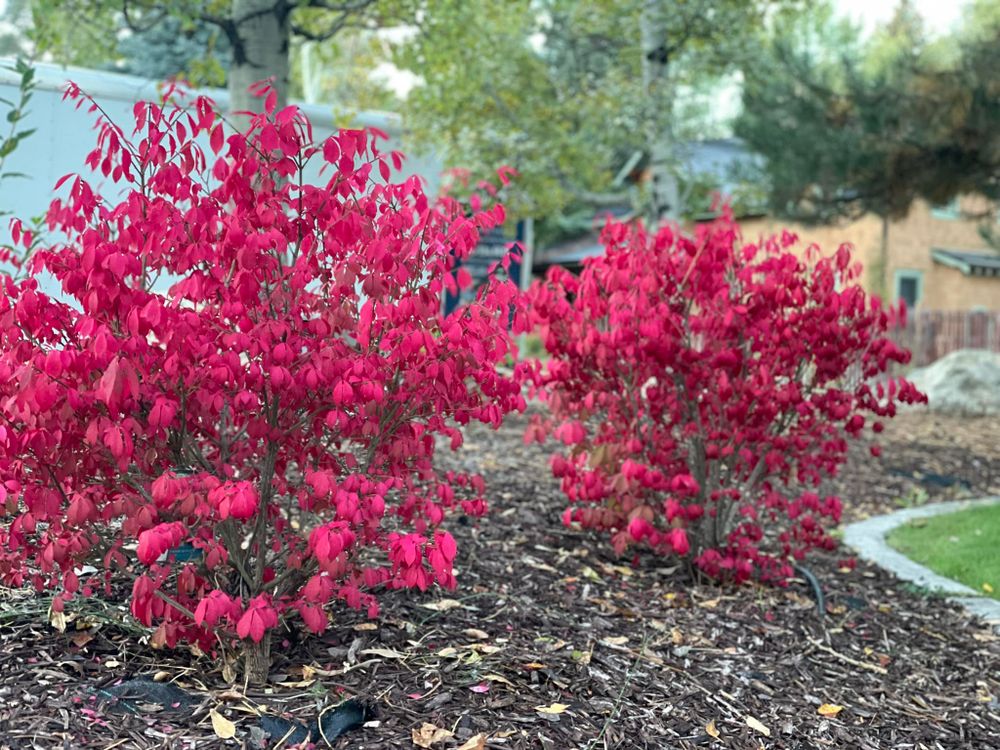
[[891, 310, 1000, 368]]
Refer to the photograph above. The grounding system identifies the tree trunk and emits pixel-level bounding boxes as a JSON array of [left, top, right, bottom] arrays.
[[243, 633, 273, 685], [229, 0, 291, 116], [300, 41, 321, 103], [640, 0, 681, 225], [878, 214, 890, 298]]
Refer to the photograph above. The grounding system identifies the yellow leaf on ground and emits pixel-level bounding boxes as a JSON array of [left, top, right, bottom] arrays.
[[745, 715, 771, 736], [210, 708, 236, 739], [699, 598, 721, 609], [817, 703, 844, 717], [412, 722, 453, 748], [49, 608, 67, 633], [535, 703, 570, 714], [353, 622, 378, 631], [705, 719, 720, 738], [983, 582, 994, 593], [455, 734, 487, 750]]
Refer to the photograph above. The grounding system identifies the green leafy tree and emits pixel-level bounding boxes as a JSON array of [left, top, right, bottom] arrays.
[[737, 0, 1000, 269], [25, 0, 402, 112], [736, 5, 918, 225], [292, 29, 399, 111], [394, 0, 804, 222], [736, 2, 935, 293], [0, 0, 34, 58], [113, 14, 232, 87]]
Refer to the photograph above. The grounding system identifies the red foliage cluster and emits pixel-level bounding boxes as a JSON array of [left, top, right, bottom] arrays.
[[0, 84, 524, 655], [521, 213, 924, 581]]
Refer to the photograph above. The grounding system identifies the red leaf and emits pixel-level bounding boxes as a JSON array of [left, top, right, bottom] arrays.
[[210, 124, 224, 155]]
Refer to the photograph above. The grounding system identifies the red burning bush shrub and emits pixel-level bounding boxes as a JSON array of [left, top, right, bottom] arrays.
[[522, 212, 923, 581], [0, 84, 524, 681]]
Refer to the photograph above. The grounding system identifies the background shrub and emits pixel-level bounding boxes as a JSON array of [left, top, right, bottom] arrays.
[[522, 211, 924, 581]]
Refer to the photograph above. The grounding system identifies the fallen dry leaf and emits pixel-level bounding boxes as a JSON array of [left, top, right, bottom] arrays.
[[419, 599, 462, 612], [49, 608, 67, 633], [817, 703, 844, 717], [455, 734, 487, 750], [706, 719, 720, 739], [468, 643, 502, 654], [412, 722, 453, 748], [601, 636, 629, 646], [483, 673, 514, 687], [535, 702, 570, 714], [745, 715, 771, 736], [276, 678, 316, 688], [70, 632, 94, 648], [353, 622, 378, 631], [463, 628, 489, 640], [210, 708, 236, 739], [699, 598, 721, 609], [360, 647, 408, 660]]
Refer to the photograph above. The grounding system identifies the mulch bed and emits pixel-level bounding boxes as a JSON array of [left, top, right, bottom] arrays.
[[2, 408, 1000, 749]]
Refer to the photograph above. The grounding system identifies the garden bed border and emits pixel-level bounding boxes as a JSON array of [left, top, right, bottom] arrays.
[[843, 495, 1000, 629]]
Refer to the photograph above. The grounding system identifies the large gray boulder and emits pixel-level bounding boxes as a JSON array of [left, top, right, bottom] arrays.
[[907, 348, 1000, 416]]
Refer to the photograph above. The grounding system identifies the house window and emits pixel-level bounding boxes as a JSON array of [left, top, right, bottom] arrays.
[[894, 269, 924, 309], [931, 197, 960, 220]]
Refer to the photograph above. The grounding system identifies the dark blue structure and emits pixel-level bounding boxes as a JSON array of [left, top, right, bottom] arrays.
[[443, 221, 524, 315]]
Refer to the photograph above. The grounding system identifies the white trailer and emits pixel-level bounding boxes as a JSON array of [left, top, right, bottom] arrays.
[[0, 60, 442, 294]]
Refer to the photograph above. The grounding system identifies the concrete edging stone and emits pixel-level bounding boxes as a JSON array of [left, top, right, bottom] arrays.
[[842, 496, 1000, 629]]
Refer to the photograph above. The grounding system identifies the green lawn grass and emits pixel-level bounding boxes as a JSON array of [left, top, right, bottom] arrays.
[[887, 504, 1000, 600]]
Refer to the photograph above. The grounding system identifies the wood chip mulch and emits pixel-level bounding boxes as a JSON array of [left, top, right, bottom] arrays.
[[2, 407, 999, 749]]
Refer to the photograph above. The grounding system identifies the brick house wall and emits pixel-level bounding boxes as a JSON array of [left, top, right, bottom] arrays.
[[739, 197, 1000, 310]]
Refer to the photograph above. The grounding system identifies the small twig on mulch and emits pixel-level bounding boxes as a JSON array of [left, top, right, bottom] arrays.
[[806, 636, 889, 675], [586, 630, 650, 750]]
